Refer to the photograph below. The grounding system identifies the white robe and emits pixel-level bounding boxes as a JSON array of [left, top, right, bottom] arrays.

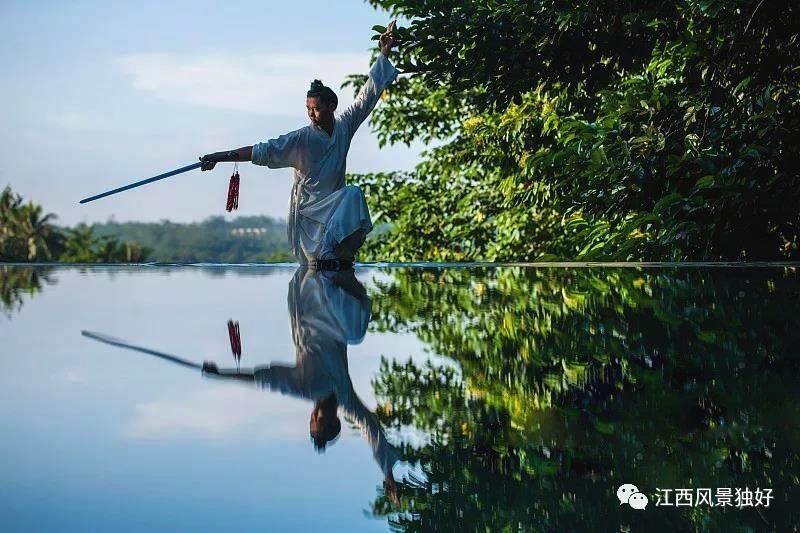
[[253, 267, 400, 476], [251, 55, 399, 262]]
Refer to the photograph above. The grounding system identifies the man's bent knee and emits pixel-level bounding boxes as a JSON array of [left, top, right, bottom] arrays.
[[334, 229, 367, 261]]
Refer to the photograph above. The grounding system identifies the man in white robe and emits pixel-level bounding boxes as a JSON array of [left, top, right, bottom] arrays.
[[200, 21, 399, 267]]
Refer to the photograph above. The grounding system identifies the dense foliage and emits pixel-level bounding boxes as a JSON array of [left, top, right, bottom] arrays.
[[366, 267, 800, 530], [348, 0, 800, 261]]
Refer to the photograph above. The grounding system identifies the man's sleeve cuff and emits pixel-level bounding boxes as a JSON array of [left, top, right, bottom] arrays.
[[251, 142, 265, 165]]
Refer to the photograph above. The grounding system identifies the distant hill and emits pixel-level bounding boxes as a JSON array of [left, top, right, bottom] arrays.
[[89, 216, 291, 263]]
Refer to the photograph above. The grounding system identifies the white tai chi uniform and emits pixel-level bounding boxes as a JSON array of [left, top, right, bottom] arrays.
[[251, 55, 398, 263], [253, 267, 400, 476]]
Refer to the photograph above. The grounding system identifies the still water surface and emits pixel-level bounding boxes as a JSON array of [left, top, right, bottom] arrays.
[[1, 265, 798, 531]]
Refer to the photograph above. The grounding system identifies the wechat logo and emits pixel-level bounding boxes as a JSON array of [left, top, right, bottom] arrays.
[[617, 483, 649, 510]]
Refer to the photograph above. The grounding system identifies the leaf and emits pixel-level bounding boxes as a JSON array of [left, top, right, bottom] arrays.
[[564, 216, 589, 232], [594, 420, 614, 435], [734, 76, 752, 95], [699, 0, 715, 12], [625, 214, 660, 231], [697, 330, 717, 343], [653, 193, 683, 214], [741, 145, 763, 161], [693, 175, 715, 191], [591, 146, 608, 167]]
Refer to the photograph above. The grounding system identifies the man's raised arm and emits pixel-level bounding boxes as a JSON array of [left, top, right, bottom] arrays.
[[340, 21, 399, 139]]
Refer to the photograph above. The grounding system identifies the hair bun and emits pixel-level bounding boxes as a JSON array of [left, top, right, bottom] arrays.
[[306, 79, 338, 107]]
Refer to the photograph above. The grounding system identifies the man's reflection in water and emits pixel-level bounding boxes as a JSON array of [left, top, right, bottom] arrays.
[[202, 267, 401, 500]]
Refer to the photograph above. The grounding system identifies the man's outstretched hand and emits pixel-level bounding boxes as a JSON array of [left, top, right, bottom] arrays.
[[199, 154, 218, 171], [202, 360, 220, 374], [200, 147, 251, 170], [380, 20, 398, 57]]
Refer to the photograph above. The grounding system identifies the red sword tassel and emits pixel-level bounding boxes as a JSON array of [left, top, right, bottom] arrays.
[[226, 164, 240, 212], [227, 319, 242, 365]]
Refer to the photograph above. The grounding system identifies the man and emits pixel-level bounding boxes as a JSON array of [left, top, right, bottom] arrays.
[[200, 21, 399, 269]]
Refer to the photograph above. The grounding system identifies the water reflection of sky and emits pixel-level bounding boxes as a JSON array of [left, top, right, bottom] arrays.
[[1, 267, 428, 532]]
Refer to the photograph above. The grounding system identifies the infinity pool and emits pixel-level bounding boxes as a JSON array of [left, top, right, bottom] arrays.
[[1, 264, 798, 531]]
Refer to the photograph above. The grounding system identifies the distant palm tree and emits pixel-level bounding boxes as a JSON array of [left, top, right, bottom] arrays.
[[122, 242, 149, 262], [94, 236, 148, 262], [1, 188, 31, 260], [1, 187, 60, 261], [1, 187, 22, 244], [17, 202, 57, 260], [61, 226, 100, 263], [0, 186, 22, 215], [97, 238, 120, 262]]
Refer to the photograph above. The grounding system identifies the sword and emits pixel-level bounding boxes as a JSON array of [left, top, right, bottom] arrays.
[[81, 330, 203, 370], [79, 161, 202, 204], [81, 330, 254, 380]]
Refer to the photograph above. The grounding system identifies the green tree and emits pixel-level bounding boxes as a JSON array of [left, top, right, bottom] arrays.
[[59, 226, 99, 263], [0, 186, 24, 259], [17, 202, 57, 260], [0, 186, 59, 261], [349, 1, 800, 261]]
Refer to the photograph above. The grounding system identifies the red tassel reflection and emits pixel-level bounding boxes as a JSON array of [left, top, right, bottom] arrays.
[[227, 320, 242, 366], [226, 164, 240, 212]]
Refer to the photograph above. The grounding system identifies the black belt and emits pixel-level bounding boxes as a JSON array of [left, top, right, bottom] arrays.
[[311, 258, 354, 271]]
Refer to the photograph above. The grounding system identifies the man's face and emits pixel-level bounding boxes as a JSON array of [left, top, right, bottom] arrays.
[[306, 96, 335, 127], [308, 405, 328, 435], [310, 403, 331, 434]]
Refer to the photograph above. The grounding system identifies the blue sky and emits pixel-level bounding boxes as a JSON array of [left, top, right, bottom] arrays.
[[1, 0, 422, 226]]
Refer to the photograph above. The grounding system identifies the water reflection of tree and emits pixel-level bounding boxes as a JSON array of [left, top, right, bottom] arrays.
[[368, 267, 800, 531], [0, 266, 55, 316]]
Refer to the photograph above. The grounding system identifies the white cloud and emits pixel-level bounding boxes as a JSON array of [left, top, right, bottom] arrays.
[[125, 384, 308, 440], [65, 370, 85, 383], [52, 111, 94, 130], [115, 52, 370, 115]]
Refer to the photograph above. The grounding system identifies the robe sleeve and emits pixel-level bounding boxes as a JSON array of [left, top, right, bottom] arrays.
[[339, 54, 398, 140], [253, 364, 307, 399], [341, 390, 401, 477], [251, 129, 304, 169]]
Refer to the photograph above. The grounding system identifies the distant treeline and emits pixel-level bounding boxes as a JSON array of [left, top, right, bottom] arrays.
[[91, 216, 291, 263], [1, 186, 148, 263], [1, 186, 291, 263]]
